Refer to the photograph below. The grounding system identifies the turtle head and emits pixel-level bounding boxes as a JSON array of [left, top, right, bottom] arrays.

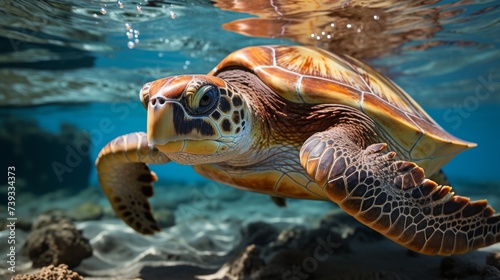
[[141, 75, 251, 164]]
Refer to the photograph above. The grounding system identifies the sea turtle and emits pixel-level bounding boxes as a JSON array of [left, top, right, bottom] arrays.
[[96, 45, 499, 255]]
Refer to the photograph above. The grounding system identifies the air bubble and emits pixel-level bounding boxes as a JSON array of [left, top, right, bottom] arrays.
[[310, 33, 315, 38], [346, 23, 352, 28], [125, 23, 132, 30], [137, 4, 142, 13], [135, 38, 140, 44], [127, 41, 135, 49], [126, 31, 133, 39], [100, 7, 107, 15], [373, 15, 380, 20], [170, 11, 177, 19], [118, 0, 124, 9]]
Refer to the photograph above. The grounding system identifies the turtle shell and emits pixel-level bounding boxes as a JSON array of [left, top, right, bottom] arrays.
[[209, 45, 475, 175]]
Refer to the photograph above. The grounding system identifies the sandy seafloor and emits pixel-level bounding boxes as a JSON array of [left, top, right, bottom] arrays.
[[1, 179, 500, 280]]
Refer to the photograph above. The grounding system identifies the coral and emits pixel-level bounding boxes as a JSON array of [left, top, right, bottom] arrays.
[[0, 115, 91, 195], [24, 212, 92, 268], [11, 264, 84, 280]]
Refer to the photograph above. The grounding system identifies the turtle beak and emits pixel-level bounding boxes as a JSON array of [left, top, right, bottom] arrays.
[[145, 76, 188, 148], [147, 96, 178, 147]]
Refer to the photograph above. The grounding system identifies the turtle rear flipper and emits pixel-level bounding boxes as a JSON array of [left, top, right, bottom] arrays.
[[96, 132, 170, 234], [300, 126, 500, 255], [270, 196, 287, 207]]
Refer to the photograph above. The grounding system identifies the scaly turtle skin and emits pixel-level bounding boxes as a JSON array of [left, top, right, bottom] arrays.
[[96, 45, 499, 255]]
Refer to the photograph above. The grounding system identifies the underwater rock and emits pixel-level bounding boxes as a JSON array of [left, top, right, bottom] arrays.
[[480, 265, 500, 280], [223, 244, 265, 279], [440, 256, 481, 278], [441, 253, 500, 279], [243, 221, 280, 247], [31, 210, 72, 229], [11, 264, 84, 280], [24, 213, 92, 268], [348, 270, 410, 280], [258, 249, 313, 279], [319, 209, 384, 242], [264, 225, 350, 258], [486, 251, 500, 270], [198, 244, 265, 280], [198, 220, 350, 280], [67, 202, 104, 221], [0, 116, 91, 195]]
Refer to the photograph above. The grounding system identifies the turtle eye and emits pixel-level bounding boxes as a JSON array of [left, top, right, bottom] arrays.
[[190, 85, 219, 115], [200, 90, 214, 107]]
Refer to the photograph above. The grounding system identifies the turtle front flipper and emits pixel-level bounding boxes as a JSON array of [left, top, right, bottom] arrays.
[[300, 127, 500, 255], [96, 132, 170, 234]]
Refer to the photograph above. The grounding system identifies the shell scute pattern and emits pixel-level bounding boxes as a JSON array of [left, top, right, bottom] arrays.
[[212, 45, 475, 175], [273, 46, 368, 92]]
